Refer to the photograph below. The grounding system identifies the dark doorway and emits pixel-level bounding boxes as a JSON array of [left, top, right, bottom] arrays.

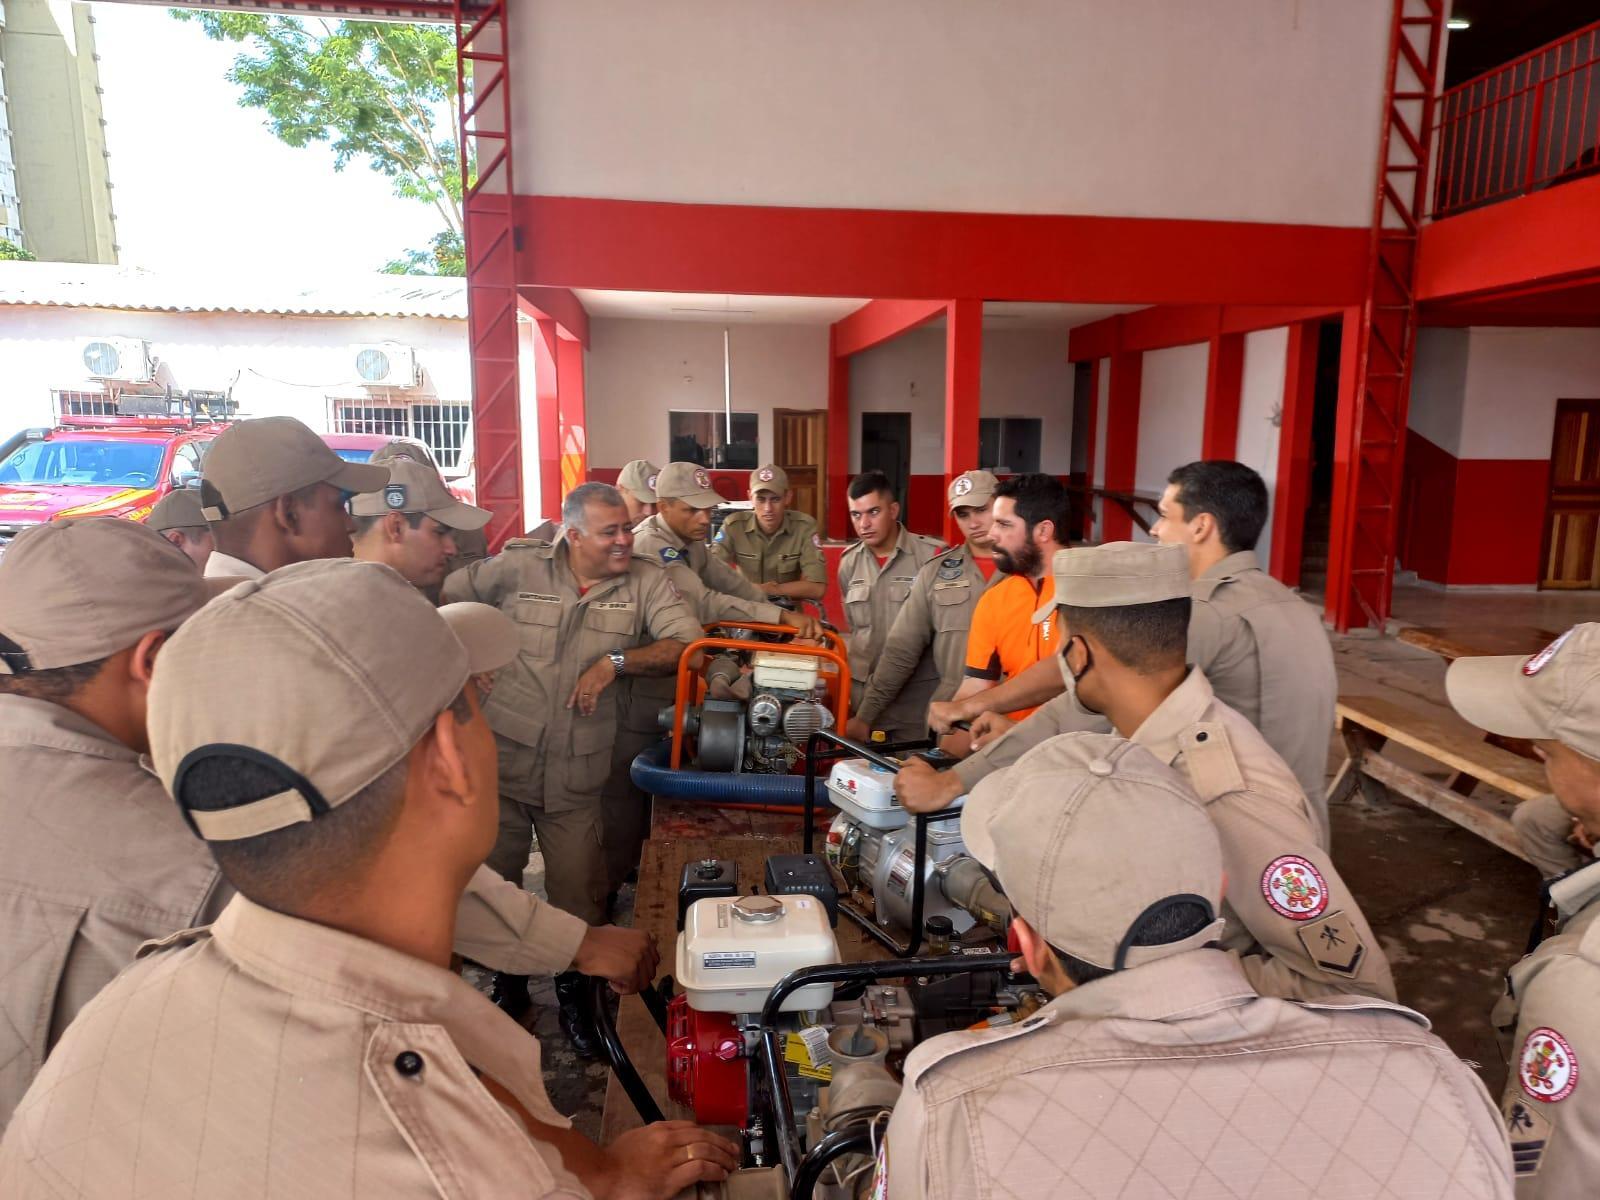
[[860, 412, 911, 507], [1069, 362, 1095, 540], [1297, 321, 1344, 596]]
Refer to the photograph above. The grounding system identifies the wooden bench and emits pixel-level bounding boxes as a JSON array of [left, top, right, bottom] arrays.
[[1328, 692, 1547, 863]]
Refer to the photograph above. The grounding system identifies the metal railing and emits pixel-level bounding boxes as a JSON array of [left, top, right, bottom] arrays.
[[1432, 20, 1600, 218]]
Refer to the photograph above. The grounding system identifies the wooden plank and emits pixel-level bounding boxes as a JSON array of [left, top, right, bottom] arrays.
[[1396, 625, 1560, 662], [599, 805, 892, 1144], [1336, 694, 1546, 802], [1359, 752, 1529, 864]]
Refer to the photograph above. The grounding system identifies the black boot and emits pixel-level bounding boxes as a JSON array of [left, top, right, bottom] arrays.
[[489, 972, 531, 1022], [554, 970, 600, 1060]]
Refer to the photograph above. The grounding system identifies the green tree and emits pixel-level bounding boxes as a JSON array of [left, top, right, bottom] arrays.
[[0, 238, 36, 262], [383, 229, 466, 277], [172, 11, 464, 273]]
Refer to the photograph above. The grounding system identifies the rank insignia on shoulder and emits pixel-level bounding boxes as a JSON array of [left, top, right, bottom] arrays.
[[659, 546, 682, 563], [1295, 910, 1366, 976], [1505, 1095, 1553, 1177]]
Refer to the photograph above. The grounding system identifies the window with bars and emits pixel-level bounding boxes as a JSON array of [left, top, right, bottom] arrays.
[[53, 389, 118, 417], [330, 400, 472, 469]]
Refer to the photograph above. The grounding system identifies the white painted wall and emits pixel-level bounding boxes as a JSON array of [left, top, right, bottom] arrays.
[[0, 304, 468, 433], [1237, 327, 1288, 564], [514, 0, 1390, 227], [844, 325, 1075, 474], [584, 318, 830, 468], [1408, 327, 1469, 455], [1134, 342, 1209, 505], [1407, 326, 1600, 463], [1458, 327, 1600, 460]]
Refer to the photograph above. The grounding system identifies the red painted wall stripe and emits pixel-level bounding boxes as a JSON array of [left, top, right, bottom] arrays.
[[516, 195, 1371, 306], [1269, 321, 1320, 585], [833, 299, 948, 358], [944, 299, 982, 546], [1201, 333, 1246, 460], [1102, 351, 1143, 542], [1069, 303, 1340, 361]]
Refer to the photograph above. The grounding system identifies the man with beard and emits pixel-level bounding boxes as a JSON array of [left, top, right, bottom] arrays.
[[950, 473, 1068, 723]]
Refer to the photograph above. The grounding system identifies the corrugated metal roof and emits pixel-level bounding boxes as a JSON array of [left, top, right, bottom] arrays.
[[0, 262, 467, 320]]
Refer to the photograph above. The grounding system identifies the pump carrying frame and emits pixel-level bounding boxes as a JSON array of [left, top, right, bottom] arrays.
[[801, 730, 965, 958]]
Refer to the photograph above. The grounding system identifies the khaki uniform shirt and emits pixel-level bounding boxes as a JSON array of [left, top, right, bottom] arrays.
[[855, 544, 997, 727], [883, 948, 1511, 1200], [953, 671, 1394, 1003], [1192, 550, 1338, 836], [0, 896, 589, 1199], [711, 509, 826, 586], [1493, 859, 1600, 1195], [0, 700, 591, 1131], [838, 525, 944, 733], [442, 536, 703, 799]]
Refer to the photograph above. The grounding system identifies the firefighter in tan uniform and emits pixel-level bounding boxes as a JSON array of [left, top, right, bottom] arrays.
[[846, 471, 1000, 742], [1446, 623, 1600, 1195], [372, 439, 495, 572], [442, 482, 702, 1050], [711, 463, 826, 601], [838, 470, 945, 740], [0, 560, 738, 1198], [351, 458, 492, 594], [879, 732, 1513, 1200], [614, 464, 821, 898], [900, 542, 1395, 1003], [146, 486, 214, 570], [927, 459, 1338, 839]]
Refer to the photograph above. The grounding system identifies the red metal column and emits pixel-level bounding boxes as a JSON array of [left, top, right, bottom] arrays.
[[826, 327, 851, 541], [1269, 321, 1322, 585], [1201, 333, 1245, 460], [556, 334, 587, 495], [1326, 0, 1445, 630], [455, 0, 522, 549], [1102, 350, 1143, 542], [533, 318, 561, 522], [944, 299, 982, 547]]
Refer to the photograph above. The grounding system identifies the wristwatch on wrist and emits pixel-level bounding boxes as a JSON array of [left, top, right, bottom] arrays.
[[607, 649, 626, 678]]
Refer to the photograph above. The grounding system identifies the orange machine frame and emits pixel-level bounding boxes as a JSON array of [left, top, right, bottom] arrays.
[[667, 622, 851, 769]]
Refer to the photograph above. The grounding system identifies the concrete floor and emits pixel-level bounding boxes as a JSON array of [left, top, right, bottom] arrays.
[[491, 583, 1595, 1130]]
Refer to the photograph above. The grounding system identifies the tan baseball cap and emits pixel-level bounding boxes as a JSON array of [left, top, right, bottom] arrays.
[[962, 732, 1226, 971], [349, 458, 491, 531], [617, 459, 661, 504], [1033, 540, 1190, 624], [148, 558, 517, 842], [199, 416, 388, 521], [749, 464, 789, 496], [147, 488, 208, 532], [948, 470, 999, 510], [1447, 624, 1600, 761], [0, 518, 220, 673], [655, 461, 725, 509], [370, 438, 437, 470]]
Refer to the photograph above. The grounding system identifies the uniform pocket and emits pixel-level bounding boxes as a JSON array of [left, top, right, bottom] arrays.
[[0, 886, 85, 1104], [886, 580, 913, 604], [931, 583, 973, 632], [512, 600, 562, 660], [582, 606, 637, 637]]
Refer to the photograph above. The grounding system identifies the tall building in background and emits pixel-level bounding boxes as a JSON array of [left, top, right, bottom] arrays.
[[0, 0, 116, 262]]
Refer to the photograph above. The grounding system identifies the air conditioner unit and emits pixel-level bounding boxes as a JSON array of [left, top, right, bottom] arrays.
[[80, 337, 153, 383], [352, 342, 418, 388]]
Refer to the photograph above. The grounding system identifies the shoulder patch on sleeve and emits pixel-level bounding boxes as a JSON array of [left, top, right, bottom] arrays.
[[1261, 855, 1329, 921], [1520, 1027, 1579, 1103], [659, 546, 682, 564]]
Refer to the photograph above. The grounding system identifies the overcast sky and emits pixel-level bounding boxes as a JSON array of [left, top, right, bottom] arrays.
[[92, 3, 447, 279]]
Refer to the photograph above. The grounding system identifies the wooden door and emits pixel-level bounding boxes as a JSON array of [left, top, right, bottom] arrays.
[[773, 408, 826, 522], [1541, 398, 1600, 589]]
